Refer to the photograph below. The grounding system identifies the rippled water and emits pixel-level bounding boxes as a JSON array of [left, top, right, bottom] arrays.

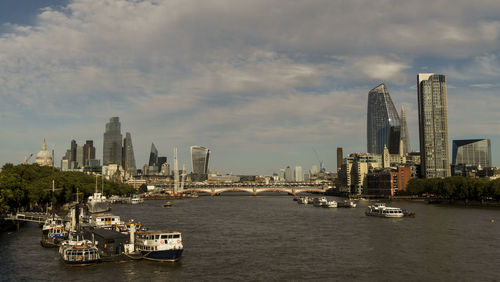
[[1, 195, 499, 281]]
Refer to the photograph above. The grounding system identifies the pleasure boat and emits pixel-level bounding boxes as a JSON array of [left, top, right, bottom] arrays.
[[365, 203, 404, 218], [313, 197, 328, 207], [134, 230, 183, 262], [59, 233, 100, 265], [323, 200, 338, 208]]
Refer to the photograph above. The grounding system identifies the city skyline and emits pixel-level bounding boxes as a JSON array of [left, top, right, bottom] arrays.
[[1, 0, 499, 174]]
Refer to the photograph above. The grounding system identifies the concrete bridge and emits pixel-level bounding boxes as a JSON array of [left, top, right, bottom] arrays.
[[182, 186, 325, 196]]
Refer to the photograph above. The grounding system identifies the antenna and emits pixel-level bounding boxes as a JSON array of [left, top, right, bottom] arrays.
[[312, 148, 324, 171]]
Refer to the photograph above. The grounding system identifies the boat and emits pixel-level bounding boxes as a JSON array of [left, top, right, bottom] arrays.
[[87, 175, 110, 213], [402, 209, 416, 217], [323, 200, 338, 208], [91, 213, 122, 229], [337, 200, 357, 208], [313, 197, 328, 207], [163, 201, 172, 207], [134, 230, 184, 262], [130, 197, 144, 204], [41, 215, 68, 248], [365, 203, 404, 218], [297, 197, 308, 205], [59, 233, 100, 265]]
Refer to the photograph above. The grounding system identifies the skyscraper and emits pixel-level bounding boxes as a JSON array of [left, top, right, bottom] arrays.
[[284, 166, 293, 182], [103, 117, 122, 165], [148, 143, 158, 167], [452, 139, 491, 168], [190, 146, 210, 174], [367, 83, 401, 154], [122, 132, 136, 175], [337, 147, 343, 172], [400, 106, 411, 155], [417, 74, 450, 178], [294, 166, 303, 182], [83, 140, 96, 167]]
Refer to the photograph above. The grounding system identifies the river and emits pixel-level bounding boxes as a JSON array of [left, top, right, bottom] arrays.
[[1, 195, 499, 281]]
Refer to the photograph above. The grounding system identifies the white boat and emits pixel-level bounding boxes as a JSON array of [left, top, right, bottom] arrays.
[[338, 200, 357, 208], [131, 197, 144, 204], [59, 234, 100, 265], [134, 230, 184, 262], [297, 197, 308, 205], [365, 203, 404, 218], [91, 213, 122, 229], [313, 197, 328, 207], [323, 200, 338, 208], [87, 175, 110, 213]]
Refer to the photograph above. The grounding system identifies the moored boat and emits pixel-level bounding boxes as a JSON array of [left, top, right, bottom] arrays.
[[338, 200, 357, 208], [134, 230, 183, 262], [365, 203, 404, 218], [313, 197, 328, 207], [59, 234, 100, 265], [323, 200, 338, 208], [297, 197, 308, 205]]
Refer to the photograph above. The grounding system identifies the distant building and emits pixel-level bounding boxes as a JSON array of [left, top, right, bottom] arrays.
[[190, 146, 210, 174], [294, 166, 303, 182], [337, 147, 343, 172], [35, 139, 53, 167], [367, 83, 401, 154], [417, 74, 450, 178], [148, 143, 158, 169], [366, 167, 411, 196], [452, 139, 491, 168], [122, 133, 136, 175], [157, 156, 167, 173], [284, 166, 293, 182], [279, 169, 285, 181], [310, 165, 319, 176], [400, 106, 411, 155], [340, 153, 381, 194], [103, 117, 123, 165]]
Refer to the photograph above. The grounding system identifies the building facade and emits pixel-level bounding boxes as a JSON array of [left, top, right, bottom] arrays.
[[337, 147, 343, 172], [367, 83, 401, 154], [190, 146, 210, 174], [122, 132, 136, 175], [103, 117, 123, 165], [294, 166, 303, 182], [400, 106, 411, 155], [366, 167, 411, 196], [417, 74, 450, 178], [452, 139, 491, 168]]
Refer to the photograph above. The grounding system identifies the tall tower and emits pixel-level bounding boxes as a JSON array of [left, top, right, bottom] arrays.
[[190, 146, 210, 174], [103, 117, 122, 165], [367, 83, 401, 154], [148, 143, 158, 168], [417, 74, 450, 178], [122, 132, 136, 175], [400, 106, 411, 155], [336, 147, 343, 172]]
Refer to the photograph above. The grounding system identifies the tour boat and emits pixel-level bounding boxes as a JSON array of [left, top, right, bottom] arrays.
[[297, 197, 308, 205], [131, 197, 144, 204], [323, 200, 338, 208], [365, 203, 404, 218], [91, 213, 122, 229], [337, 200, 357, 208], [313, 197, 328, 207], [59, 234, 100, 265], [41, 225, 68, 248], [134, 230, 183, 262]]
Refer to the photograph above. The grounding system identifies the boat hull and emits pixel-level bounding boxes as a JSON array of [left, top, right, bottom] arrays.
[[365, 212, 404, 218], [141, 249, 183, 262], [87, 202, 110, 213]]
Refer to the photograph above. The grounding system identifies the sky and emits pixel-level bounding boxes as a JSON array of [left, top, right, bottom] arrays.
[[0, 0, 499, 175]]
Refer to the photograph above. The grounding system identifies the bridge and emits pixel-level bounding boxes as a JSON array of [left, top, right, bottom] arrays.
[[2, 212, 49, 231], [182, 185, 325, 196]]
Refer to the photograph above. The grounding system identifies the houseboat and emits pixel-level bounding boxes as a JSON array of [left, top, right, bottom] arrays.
[[134, 230, 183, 262], [365, 203, 404, 218]]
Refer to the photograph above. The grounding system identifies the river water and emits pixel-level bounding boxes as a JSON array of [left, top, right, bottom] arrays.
[[1, 194, 499, 281]]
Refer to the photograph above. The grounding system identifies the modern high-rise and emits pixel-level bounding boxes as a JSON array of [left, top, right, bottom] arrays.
[[417, 74, 450, 178], [294, 166, 303, 182], [122, 132, 136, 175], [367, 83, 401, 154], [284, 166, 293, 182], [400, 106, 411, 155], [103, 117, 122, 165], [452, 139, 491, 168], [337, 147, 343, 172], [149, 143, 158, 167], [83, 140, 96, 167], [190, 146, 210, 174]]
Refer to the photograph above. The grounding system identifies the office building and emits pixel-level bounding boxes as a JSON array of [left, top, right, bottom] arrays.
[[83, 140, 96, 167], [367, 83, 401, 155], [417, 74, 450, 178], [337, 147, 343, 172], [284, 166, 293, 182], [103, 117, 123, 165], [190, 146, 210, 174], [149, 143, 158, 168], [294, 166, 303, 182], [400, 106, 411, 155], [452, 139, 491, 168], [122, 132, 136, 175]]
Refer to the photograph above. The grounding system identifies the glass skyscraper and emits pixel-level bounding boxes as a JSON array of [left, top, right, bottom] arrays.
[[367, 83, 401, 154], [400, 106, 411, 155], [122, 132, 136, 175], [452, 139, 491, 168], [149, 143, 158, 167], [103, 117, 122, 165], [190, 146, 210, 174], [417, 74, 450, 178]]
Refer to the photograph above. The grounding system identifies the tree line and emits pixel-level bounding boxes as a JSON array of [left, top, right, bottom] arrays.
[[0, 163, 135, 214], [406, 176, 500, 201]]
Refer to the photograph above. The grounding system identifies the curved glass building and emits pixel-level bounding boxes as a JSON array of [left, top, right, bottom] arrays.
[[367, 84, 401, 154], [190, 146, 210, 174]]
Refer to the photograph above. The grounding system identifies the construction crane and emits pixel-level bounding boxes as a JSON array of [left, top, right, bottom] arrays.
[[23, 153, 33, 164], [312, 148, 324, 172]]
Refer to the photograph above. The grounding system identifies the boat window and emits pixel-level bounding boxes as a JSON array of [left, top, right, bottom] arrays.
[[161, 235, 168, 239], [173, 234, 180, 238], [155, 235, 160, 240]]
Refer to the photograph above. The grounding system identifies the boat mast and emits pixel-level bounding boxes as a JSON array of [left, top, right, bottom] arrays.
[[174, 147, 179, 194]]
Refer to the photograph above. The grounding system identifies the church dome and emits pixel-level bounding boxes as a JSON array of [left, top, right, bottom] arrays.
[[35, 139, 53, 167]]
